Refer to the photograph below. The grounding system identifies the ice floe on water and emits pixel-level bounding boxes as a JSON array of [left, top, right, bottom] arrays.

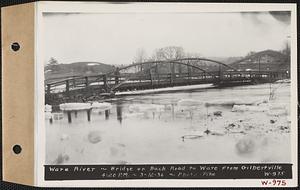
[[87, 130, 102, 144], [177, 99, 202, 108], [205, 98, 268, 107], [45, 104, 52, 112], [232, 104, 269, 112], [123, 112, 145, 119], [60, 103, 91, 111], [46, 83, 291, 164], [275, 79, 291, 83], [52, 112, 63, 120], [91, 102, 112, 110], [60, 134, 70, 141], [128, 104, 165, 113], [45, 112, 52, 120]]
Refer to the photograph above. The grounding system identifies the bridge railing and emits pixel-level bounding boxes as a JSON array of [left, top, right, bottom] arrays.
[[45, 70, 288, 95]]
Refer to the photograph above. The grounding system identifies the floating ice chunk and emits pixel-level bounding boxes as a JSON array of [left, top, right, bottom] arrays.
[[177, 99, 202, 107], [60, 134, 70, 141], [269, 103, 287, 110], [177, 99, 202, 112], [124, 112, 145, 118], [275, 79, 291, 83], [91, 102, 112, 111], [210, 131, 225, 136], [116, 160, 128, 165], [110, 147, 119, 156], [164, 105, 173, 110], [52, 112, 63, 120], [45, 104, 52, 112], [87, 131, 102, 144], [267, 110, 288, 116], [59, 103, 91, 111], [232, 105, 269, 112], [53, 153, 69, 165], [235, 137, 256, 155], [181, 134, 203, 140], [128, 104, 164, 113], [205, 100, 236, 107], [45, 112, 52, 119], [252, 99, 269, 106], [205, 99, 266, 107]]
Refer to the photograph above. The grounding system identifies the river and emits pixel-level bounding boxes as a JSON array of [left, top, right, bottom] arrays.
[[45, 83, 291, 165]]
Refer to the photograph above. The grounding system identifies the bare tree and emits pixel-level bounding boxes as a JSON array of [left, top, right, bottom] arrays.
[[151, 46, 185, 73], [134, 48, 148, 63], [45, 57, 59, 71], [153, 46, 185, 60], [281, 40, 290, 56], [133, 48, 148, 72]]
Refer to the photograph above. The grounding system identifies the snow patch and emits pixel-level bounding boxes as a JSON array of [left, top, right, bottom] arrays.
[[128, 104, 165, 113], [87, 63, 99, 66], [91, 102, 112, 111], [232, 105, 269, 112], [59, 103, 91, 111], [116, 84, 213, 95]]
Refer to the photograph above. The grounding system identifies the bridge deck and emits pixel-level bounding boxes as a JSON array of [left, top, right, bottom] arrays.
[[45, 70, 289, 105]]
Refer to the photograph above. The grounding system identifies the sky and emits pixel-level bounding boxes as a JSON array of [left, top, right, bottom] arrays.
[[43, 11, 291, 65]]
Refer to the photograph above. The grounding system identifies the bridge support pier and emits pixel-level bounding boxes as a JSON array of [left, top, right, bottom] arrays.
[[87, 109, 91, 122]]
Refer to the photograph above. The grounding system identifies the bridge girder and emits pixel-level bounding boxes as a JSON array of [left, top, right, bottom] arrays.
[[116, 60, 214, 75]]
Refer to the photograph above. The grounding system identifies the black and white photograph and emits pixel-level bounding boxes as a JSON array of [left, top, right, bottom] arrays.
[[40, 3, 296, 183]]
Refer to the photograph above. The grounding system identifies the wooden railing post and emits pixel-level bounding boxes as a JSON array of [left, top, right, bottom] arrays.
[[66, 80, 69, 95], [218, 64, 222, 82], [170, 63, 175, 85], [178, 64, 182, 77], [103, 75, 108, 92], [85, 76, 89, 87], [187, 61, 191, 84], [72, 79, 76, 88], [115, 68, 119, 84], [46, 84, 51, 94], [150, 71, 153, 87]]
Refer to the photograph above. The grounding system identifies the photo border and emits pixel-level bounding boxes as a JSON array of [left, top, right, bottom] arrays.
[[35, 1, 298, 187]]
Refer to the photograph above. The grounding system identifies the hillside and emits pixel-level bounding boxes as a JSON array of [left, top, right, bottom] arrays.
[[227, 50, 290, 72], [45, 50, 290, 83], [45, 61, 115, 81]]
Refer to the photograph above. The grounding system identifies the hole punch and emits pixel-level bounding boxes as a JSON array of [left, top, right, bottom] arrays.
[[11, 42, 20, 51], [12, 144, 22, 154]]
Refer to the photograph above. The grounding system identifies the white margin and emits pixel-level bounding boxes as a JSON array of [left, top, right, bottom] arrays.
[[35, 1, 298, 187]]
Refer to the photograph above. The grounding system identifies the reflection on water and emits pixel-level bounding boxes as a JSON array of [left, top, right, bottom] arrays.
[[46, 83, 291, 165], [116, 103, 123, 124], [57, 106, 122, 124]]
